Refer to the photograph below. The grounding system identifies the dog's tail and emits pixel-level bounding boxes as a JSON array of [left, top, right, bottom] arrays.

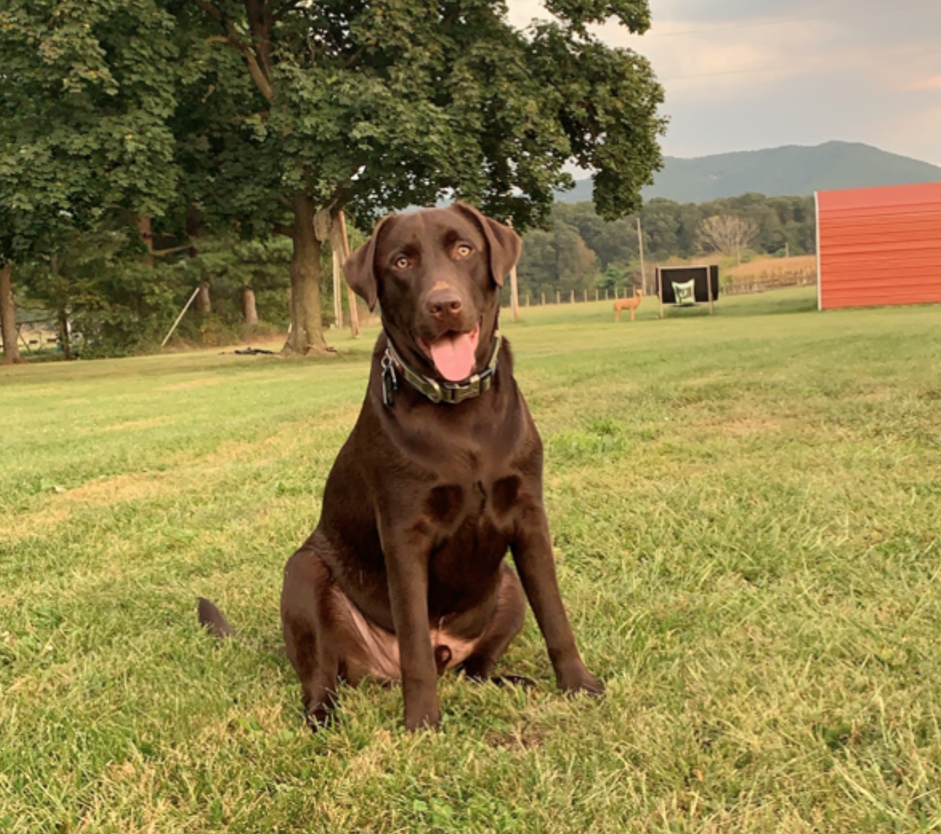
[[198, 598, 285, 657], [198, 597, 236, 639]]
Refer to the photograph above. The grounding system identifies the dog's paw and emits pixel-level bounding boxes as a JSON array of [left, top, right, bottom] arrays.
[[559, 671, 605, 698], [304, 704, 332, 733], [457, 655, 496, 681], [303, 692, 339, 733], [404, 705, 442, 732]]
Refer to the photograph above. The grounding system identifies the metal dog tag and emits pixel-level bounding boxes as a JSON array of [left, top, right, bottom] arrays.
[[381, 352, 398, 407]]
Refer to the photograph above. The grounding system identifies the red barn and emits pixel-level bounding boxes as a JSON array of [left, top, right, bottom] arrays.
[[815, 181, 941, 310]]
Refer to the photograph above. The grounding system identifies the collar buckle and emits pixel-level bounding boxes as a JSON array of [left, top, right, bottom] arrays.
[[424, 378, 443, 404], [443, 373, 481, 404], [382, 332, 501, 408]]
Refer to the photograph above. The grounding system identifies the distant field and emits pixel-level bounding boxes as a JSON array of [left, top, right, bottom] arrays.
[[726, 256, 817, 291], [3, 286, 941, 833], [649, 255, 817, 295], [727, 254, 817, 278]]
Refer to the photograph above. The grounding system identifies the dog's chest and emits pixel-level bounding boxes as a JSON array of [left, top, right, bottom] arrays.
[[425, 469, 522, 530], [423, 470, 521, 599]]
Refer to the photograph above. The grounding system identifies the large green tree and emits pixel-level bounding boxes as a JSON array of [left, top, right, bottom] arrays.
[[0, 0, 186, 234], [1, 1, 666, 359], [182, 0, 665, 354], [0, 0, 201, 353]]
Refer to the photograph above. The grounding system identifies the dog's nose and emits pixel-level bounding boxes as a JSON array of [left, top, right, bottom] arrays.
[[427, 289, 463, 320]]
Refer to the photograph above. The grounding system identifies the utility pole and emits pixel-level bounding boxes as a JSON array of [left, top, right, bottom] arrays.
[[507, 218, 520, 321], [636, 216, 647, 294], [336, 211, 360, 338]]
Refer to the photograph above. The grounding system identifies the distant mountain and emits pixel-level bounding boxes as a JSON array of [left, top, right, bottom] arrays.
[[558, 141, 941, 205]]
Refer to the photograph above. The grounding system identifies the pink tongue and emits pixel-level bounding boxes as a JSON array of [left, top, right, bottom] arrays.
[[429, 332, 476, 382]]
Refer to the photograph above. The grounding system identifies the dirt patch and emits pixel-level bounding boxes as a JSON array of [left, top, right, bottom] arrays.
[[63, 471, 174, 504], [8, 471, 178, 543]]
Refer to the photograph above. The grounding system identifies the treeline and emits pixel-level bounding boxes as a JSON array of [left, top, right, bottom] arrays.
[[8, 191, 816, 358], [514, 193, 816, 301], [9, 230, 357, 359]]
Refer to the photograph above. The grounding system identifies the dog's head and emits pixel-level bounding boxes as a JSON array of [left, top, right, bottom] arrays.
[[345, 203, 521, 383]]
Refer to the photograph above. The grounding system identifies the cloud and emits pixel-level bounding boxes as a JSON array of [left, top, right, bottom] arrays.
[[904, 74, 941, 92], [503, 0, 941, 165]]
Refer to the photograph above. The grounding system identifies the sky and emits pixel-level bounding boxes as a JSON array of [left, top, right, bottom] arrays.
[[506, 0, 941, 165]]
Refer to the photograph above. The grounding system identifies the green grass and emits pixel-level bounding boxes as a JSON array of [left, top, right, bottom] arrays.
[[3, 286, 941, 833]]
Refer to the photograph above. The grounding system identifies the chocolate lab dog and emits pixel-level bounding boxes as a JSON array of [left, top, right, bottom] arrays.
[[201, 203, 602, 730]]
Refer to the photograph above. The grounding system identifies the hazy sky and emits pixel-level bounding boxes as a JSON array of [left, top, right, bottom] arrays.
[[506, 0, 941, 165]]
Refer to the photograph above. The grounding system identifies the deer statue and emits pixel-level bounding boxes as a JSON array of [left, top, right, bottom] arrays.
[[613, 288, 644, 322]]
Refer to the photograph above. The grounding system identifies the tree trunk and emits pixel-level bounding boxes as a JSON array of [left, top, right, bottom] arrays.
[[137, 214, 154, 266], [48, 255, 72, 361], [0, 264, 23, 365], [186, 204, 201, 258], [283, 193, 330, 355], [196, 281, 212, 315], [242, 286, 258, 325], [56, 305, 72, 360]]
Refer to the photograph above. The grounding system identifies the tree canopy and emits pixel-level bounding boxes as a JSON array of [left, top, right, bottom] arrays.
[[1, 0, 667, 359]]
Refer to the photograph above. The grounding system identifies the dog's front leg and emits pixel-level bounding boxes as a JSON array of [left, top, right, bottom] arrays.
[[382, 527, 440, 730], [511, 504, 604, 697]]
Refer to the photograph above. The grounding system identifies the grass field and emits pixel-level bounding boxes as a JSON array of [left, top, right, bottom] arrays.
[[3, 287, 941, 833]]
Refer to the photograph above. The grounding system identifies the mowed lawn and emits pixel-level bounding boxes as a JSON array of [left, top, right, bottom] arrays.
[[2, 287, 941, 833]]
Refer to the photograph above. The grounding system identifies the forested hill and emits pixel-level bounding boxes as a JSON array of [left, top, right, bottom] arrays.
[[559, 142, 941, 204]]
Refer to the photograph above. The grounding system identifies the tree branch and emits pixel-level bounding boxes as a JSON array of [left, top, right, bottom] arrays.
[[273, 0, 305, 23], [152, 243, 195, 257], [326, 184, 355, 215], [191, 0, 223, 22], [193, 0, 274, 102], [225, 20, 274, 102], [245, 0, 274, 84], [323, 160, 367, 213], [273, 222, 294, 238]]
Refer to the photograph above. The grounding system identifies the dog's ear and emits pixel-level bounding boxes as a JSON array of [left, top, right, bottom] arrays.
[[344, 215, 397, 312], [452, 202, 521, 288]]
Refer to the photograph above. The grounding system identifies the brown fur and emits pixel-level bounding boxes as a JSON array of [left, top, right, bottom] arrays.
[[201, 203, 602, 732], [613, 288, 644, 322]]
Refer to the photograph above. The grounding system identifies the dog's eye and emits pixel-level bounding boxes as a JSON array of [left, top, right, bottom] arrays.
[[393, 255, 410, 270], [455, 243, 473, 259]]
